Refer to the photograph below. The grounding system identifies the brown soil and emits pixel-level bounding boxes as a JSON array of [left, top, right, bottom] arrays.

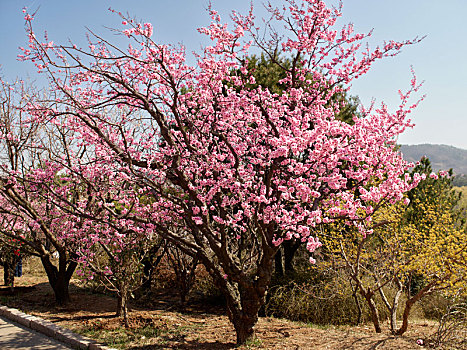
[[1, 274, 438, 350]]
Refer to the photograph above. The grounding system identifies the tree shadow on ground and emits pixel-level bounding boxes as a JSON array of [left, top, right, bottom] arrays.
[[128, 338, 236, 350], [1, 281, 118, 315], [0, 285, 36, 295], [134, 289, 227, 317]]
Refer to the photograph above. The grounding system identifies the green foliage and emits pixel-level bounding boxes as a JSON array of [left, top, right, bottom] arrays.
[[244, 336, 263, 348], [406, 156, 463, 229], [245, 54, 360, 124], [245, 54, 291, 95]]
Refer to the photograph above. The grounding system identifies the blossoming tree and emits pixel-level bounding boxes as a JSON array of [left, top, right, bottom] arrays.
[[20, 0, 423, 343], [0, 78, 82, 304]]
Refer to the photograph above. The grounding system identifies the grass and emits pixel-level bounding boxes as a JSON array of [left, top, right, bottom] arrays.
[[79, 326, 129, 349], [73, 319, 202, 349], [244, 336, 263, 348]]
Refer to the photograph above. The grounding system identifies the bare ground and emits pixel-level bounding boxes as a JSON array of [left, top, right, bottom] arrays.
[[0, 271, 439, 350]]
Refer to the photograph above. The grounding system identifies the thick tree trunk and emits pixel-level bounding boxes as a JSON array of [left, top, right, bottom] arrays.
[[223, 260, 274, 345], [40, 254, 77, 305], [203, 254, 274, 346], [54, 279, 71, 305], [226, 288, 262, 344], [231, 310, 257, 344], [186, 227, 277, 345], [3, 262, 14, 289]]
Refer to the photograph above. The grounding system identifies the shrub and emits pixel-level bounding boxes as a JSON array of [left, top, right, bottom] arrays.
[[266, 268, 392, 326], [431, 302, 467, 349]]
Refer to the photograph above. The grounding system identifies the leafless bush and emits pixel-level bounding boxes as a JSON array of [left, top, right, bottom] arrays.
[[431, 302, 467, 349]]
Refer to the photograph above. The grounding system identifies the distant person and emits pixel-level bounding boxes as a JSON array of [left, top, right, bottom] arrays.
[[14, 257, 22, 277]]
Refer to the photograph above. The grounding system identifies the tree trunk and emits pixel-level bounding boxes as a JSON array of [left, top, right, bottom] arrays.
[[362, 291, 381, 333], [210, 259, 274, 345], [376, 277, 402, 334], [117, 283, 130, 328], [141, 243, 165, 293], [232, 312, 257, 344], [52, 277, 72, 305], [395, 280, 438, 335], [389, 279, 403, 334], [352, 273, 381, 333], [351, 281, 362, 325], [224, 260, 274, 345], [140, 258, 153, 292], [3, 262, 14, 289], [179, 261, 197, 307], [274, 248, 284, 277], [178, 270, 189, 307], [274, 240, 301, 278], [190, 231, 277, 345], [396, 301, 412, 336], [40, 254, 77, 305], [226, 290, 261, 344]]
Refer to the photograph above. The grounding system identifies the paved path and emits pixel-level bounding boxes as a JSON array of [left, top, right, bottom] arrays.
[[0, 315, 72, 350]]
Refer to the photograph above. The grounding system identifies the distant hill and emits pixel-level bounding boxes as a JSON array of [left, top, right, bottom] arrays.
[[399, 144, 467, 176]]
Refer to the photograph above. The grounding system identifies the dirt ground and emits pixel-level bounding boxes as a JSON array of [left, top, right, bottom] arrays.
[[0, 263, 441, 350]]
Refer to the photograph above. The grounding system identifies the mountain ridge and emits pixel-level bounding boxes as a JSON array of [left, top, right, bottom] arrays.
[[399, 144, 467, 176]]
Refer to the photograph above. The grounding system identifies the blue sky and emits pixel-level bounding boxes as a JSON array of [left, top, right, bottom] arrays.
[[1, 0, 466, 149]]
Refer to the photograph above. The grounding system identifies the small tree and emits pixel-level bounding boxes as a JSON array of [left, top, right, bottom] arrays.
[[322, 160, 467, 335], [0, 78, 79, 304], [36, 158, 158, 325], [0, 175, 80, 305], [166, 239, 199, 306], [75, 229, 153, 328]]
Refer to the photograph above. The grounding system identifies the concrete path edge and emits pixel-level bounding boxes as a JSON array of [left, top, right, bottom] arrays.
[[0, 304, 117, 350]]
